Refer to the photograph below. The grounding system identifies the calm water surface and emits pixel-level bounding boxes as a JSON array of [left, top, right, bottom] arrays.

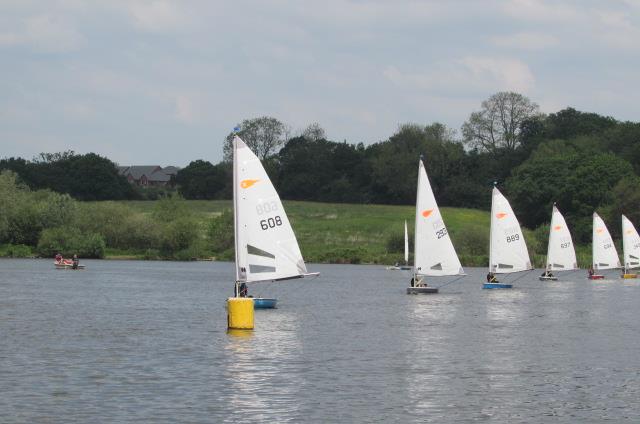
[[1, 259, 640, 423]]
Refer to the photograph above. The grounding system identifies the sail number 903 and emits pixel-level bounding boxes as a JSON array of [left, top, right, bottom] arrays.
[[260, 216, 282, 230], [506, 234, 520, 243]]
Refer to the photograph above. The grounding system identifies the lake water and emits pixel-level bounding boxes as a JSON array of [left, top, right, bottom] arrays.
[[1, 259, 640, 423]]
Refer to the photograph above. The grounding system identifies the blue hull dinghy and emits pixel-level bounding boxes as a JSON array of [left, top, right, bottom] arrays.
[[253, 298, 277, 309], [483, 282, 513, 289]]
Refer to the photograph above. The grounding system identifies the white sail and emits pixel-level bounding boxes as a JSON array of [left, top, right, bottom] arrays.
[[592, 212, 620, 271], [414, 159, 464, 277], [404, 220, 409, 264], [622, 215, 640, 271], [233, 136, 309, 283], [545, 205, 578, 272], [489, 187, 532, 274]]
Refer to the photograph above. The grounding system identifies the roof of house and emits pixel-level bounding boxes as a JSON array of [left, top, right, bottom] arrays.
[[124, 166, 162, 180], [161, 166, 180, 175]]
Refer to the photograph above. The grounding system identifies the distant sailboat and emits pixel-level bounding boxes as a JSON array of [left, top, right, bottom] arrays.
[[387, 220, 412, 270], [232, 136, 318, 308], [590, 212, 620, 280], [621, 214, 640, 279], [408, 158, 464, 294], [485, 186, 532, 289], [540, 204, 578, 281]]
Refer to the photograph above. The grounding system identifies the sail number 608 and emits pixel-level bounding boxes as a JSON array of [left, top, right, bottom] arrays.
[[260, 216, 282, 230]]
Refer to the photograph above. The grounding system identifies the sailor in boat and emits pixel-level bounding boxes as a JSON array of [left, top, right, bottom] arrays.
[[486, 272, 498, 283], [55, 253, 63, 264], [72, 254, 80, 270], [410, 276, 429, 288], [588, 266, 594, 278], [541, 270, 554, 278], [234, 282, 249, 298]]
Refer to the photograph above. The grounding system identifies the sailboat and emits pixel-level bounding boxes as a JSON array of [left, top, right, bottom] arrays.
[[485, 185, 532, 289], [231, 136, 318, 309], [621, 214, 640, 279], [407, 158, 464, 294], [590, 212, 620, 279], [539, 204, 578, 281], [386, 220, 412, 270]]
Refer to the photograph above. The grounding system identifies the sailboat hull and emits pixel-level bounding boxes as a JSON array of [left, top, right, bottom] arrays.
[[622, 273, 637, 279], [483, 282, 513, 289], [253, 298, 277, 309], [406, 287, 438, 294], [588, 275, 605, 280], [539, 276, 558, 281]]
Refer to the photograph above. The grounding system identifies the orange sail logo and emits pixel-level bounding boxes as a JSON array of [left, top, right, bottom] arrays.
[[422, 209, 434, 218], [496, 212, 507, 219], [240, 179, 260, 189], [554, 225, 562, 231], [596, 228, 604, 234]]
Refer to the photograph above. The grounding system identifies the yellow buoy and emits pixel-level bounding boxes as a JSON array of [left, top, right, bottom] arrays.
[[227, 297, 254, 330]]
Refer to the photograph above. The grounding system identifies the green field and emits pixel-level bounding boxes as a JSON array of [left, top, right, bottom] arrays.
[[109, 200, 498, 265]]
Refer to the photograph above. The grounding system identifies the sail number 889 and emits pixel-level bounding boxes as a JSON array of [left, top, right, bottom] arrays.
[[506, 234, 520, 243], [260, 216, 282, 230]]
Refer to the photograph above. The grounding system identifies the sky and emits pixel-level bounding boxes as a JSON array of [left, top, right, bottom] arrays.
[[1, 0, 639, 166]]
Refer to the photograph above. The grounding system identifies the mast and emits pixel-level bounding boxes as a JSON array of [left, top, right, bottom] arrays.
[[545, 204, 555, 271], [623, 215, 627, 274], [233, 136, 240, 285], [413, 159, 422, 281], [404, 220, 409, 265], [489, 183, 496, 274]]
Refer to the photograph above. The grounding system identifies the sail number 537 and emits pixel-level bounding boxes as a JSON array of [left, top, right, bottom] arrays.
[[260, 216, 282, 230]]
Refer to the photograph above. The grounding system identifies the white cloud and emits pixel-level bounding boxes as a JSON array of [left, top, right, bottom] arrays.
[[126, 1, 194, 32], [0, 14, 85, 52], [594, 10, 640, 50], [491, 32, 559, 50], [461, 57, 535, 93], [174, 94, 198, 124], [384, 56, 535, 95], [502, 0, 580, 22]]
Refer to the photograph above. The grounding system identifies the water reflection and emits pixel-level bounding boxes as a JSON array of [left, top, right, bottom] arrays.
[[221, 311, 303, 422]]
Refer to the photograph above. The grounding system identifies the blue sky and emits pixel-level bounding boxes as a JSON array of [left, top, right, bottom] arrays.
[[1, 0, 639, 166]]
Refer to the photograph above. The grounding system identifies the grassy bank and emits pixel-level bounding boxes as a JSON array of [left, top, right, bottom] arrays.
[[0, 194, 600, 267], [108, 200, 586, 268]]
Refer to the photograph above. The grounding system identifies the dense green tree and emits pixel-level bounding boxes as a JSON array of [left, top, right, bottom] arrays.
[[277, 136, 367, 202], [506, 141, 635, 242], [0, 152, 135, 200], [543, 108, 617, 141], [175, 160, 230, 200], [366, 123, 464, 205], [600, 122, 640, 174]]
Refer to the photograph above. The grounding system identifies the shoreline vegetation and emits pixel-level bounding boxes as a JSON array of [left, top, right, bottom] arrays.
[[0, 183, 596, 267]]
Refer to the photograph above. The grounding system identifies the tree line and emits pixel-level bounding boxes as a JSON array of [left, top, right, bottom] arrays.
[[176, 93, 640, 243], [3, 91, 640, 245]]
